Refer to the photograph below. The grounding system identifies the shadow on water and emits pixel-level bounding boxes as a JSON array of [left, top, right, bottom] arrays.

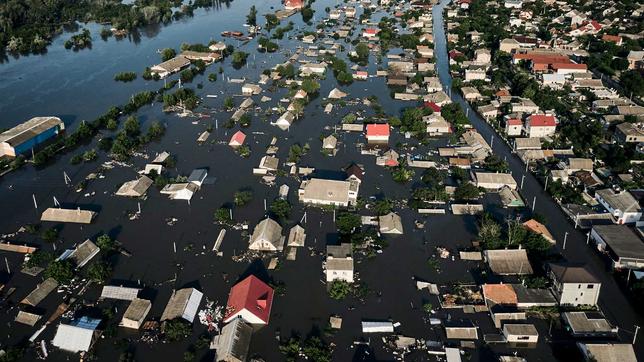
[[237, 258, 270, 284]]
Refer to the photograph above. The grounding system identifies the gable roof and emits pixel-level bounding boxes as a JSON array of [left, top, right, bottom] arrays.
[[224, 275, 274, 324], [366, 123, 390, 137]]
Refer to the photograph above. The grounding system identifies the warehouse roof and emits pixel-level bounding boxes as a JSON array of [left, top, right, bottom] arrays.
[[0, 117, 64, 147]]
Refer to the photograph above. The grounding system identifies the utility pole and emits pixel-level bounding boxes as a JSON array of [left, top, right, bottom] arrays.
[[634, 325, 640, 345], [532, 196, 536, 212], [563, 232, 568, 250], [520, 175, 525, 189], [544, 176, 549, 191]]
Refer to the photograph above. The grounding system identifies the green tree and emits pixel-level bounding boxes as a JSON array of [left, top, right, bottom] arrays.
[[270, 199, 291, 219], [96, 234, 117, 252], [124, 116, 140, 137], [373, 199, 392, 215], [214, 207, 232, 225], [620, 70, 644, 97], [234, 190, 253, 206], [161, 48, 176, 61], [336, 212, 361, 234], [301, 78, 320, 94], [479, 214, 502, 247], [147, 121, 166, 139], [231, 51, 249, 67], [86, 262, 112, 284], [328, 280, 351, 299], [247, 5, 257, 27], [164, 319, 192, 342], [454, 182, 480, 200], [41, 227, 59, 243], [223, 96, 234, 110], [45, 260, 74, 284]]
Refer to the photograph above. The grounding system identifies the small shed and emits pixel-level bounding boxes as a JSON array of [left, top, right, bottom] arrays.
[[503, 324, 538, 344], [120, 298, 152, 330], [445, 320, 479, 340], [287, 225, 306, 247], [379, 212, 404, 234], [100, 286, 141, 301]]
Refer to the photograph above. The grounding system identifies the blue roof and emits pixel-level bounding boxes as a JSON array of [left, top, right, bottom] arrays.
[[70, 316, 101, 330]]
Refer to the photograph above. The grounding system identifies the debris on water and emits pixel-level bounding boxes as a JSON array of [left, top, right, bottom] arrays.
[[198, 301, 224, 332], [166, 218, 179, 226], [437, 247, 450, 259]]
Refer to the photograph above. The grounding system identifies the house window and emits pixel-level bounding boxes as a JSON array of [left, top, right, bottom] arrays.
[[587, 284, 594, 288], [517, 336, 530, 340]]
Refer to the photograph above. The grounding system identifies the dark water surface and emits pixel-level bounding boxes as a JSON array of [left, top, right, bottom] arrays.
[[0, 0, 640, 360]]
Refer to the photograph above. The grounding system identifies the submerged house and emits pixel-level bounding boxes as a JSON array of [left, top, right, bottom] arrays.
[[215, 317, 253, 362], [298, 178, 359, 207], [41, 207, 97, 224], [379, 212, 404, 234], [116, 175, 153, 197], [52, 316, 102, 353], [160, 288, 203, 323], [0, 116, 65, 158], [326, 243, 354, 283], [249, 217, 284, 252], [120, 298, 152, 330], [151, 56, 191, 78], [224, 275, 274, 325], [58, 239, 100, 268]]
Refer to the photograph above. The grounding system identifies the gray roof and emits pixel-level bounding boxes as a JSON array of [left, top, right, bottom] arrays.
[[41, 208, 96, 224], [188, 168, 208, 184], [67, 239, 100, 268], [0, 116, 64, 147], [511, 284, 557, 305], [548, 263, 599, 283], [379, 212, 404, 234], [21, 278, 58, 306], [592, 225, 644, 259], [514, 137, 542, 150], [100, 286, 141, 301], [564, 311, 616, 335], [15, 310, 42, 326], [578, 343, 637, 362], [216, 318, 253, 362], [287, 225, 306, 247], [160, 288, 203, 322], [484, 249, 533, 275], [503, 324, 538, 336], [596, 189, 640, 213], [249, 218, 284, 250], [299, 178, 352, 205], [122, 298, 152, 323], [445, 320, 478, 340], [327, 243, 352, 258], [116, 176, 153, 197]]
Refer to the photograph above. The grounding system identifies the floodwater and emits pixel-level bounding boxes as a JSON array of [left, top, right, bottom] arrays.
[[0, 0, 641, 361]]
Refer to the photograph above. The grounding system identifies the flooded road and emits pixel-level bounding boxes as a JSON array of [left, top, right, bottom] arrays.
[[432, 0, 644, 356]]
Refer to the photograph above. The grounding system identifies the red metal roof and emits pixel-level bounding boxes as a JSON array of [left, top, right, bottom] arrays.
[[224, 275, 274, 324], [424, 102, 442, 113], [551, 63, 587, 70], [364, 28, 379, 35], [507, 118, 522, 126], [528, 114, 556, 127], [366, 123, 390, 137], [229, 130, 246, 145], [284, 0, 303, 8]]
